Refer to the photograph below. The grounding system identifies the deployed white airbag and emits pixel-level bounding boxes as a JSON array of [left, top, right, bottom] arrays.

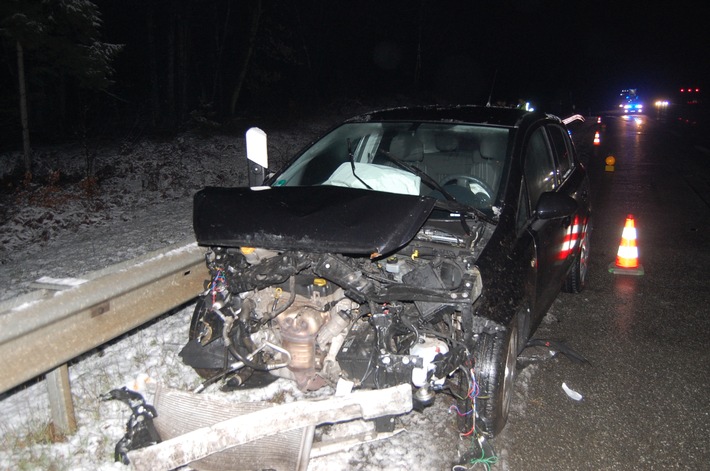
[[323, 162, 421, 196]]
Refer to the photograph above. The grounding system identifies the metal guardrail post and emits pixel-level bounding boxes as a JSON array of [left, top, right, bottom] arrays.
[[46, 365, 77, 436]]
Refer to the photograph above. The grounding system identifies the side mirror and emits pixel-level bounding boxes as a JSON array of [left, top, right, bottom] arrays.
[[535, 192, 578, 220], [246, 127, 268, 187]]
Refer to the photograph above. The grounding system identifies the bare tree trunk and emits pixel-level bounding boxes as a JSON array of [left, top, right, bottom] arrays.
[[211, 1, 232, 106], [16, 40, 31, 174], [147, 6, 160, 127], [229, 0, 262, 116], [177, 2, 189, 125], [414, 0, 424, 90], [166, 9, 176, 128]]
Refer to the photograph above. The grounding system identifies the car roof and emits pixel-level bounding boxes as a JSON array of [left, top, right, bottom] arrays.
[[346, 105, 542, 128]]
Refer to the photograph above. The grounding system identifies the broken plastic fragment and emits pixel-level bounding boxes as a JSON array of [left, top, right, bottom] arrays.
[[335, 378, 354, 396], [562, 382, 583, 401], [125, 373, 154, 393]]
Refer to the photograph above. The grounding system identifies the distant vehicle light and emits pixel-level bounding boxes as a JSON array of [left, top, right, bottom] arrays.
[[621, 102, 643, 113]]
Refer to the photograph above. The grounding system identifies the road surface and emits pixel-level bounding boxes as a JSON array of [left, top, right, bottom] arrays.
[[496, 114, 710, 470]]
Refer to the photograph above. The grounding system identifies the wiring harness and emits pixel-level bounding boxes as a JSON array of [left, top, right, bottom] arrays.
[[449, 368, 498, 470]]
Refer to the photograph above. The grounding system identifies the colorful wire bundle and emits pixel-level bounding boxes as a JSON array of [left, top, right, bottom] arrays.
[[450, 367, 498, 470], [210, 270, 226, 304]]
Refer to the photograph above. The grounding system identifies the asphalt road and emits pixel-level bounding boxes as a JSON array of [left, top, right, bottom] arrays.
[[494, 114, 710, 470]]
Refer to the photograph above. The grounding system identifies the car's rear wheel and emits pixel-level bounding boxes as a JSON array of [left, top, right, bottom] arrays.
[[564, 223, 590, 293], [472, 317, 519, 436]]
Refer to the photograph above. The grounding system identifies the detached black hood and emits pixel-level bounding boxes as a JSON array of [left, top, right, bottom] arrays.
[[193, 186, 436, 255]]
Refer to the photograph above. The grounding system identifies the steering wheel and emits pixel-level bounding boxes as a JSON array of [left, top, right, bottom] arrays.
[[442, 175, 494, 202]]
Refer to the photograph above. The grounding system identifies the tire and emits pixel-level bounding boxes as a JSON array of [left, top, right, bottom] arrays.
[[187, 297, 271, 388], [188, 296, 209, 341], [564, 222, 590, 294], [472, 317, 519, 436], [188, 297, 223, 380]]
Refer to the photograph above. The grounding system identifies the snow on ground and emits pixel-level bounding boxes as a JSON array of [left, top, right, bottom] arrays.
[[0, 105, 532, 470], [0, 116, 329, 302]]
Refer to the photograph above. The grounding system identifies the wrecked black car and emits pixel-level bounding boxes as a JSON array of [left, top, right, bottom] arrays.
[[181, 105, 591, 436]]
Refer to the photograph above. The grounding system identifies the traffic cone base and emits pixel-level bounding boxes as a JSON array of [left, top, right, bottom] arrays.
[[608, 261, 644, 276], [610, 215, 644, 276]]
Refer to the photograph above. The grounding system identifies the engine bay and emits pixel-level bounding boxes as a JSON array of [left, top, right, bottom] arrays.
[[180, 239, 485, 404]]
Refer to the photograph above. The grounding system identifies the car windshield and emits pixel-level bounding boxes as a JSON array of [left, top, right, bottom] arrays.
[[271, 121, 511, 216]]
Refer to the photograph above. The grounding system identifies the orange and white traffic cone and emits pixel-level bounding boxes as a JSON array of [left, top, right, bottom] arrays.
[[609, 214, 644, 275], [593, 131, 601, 146]]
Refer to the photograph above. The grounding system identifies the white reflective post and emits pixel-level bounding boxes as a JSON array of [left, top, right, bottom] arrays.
[[246, 127, 268, 187]]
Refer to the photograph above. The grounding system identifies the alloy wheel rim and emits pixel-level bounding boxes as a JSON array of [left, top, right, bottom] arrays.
[[579, 231, 589, 284], [500, 326, 518, 420]]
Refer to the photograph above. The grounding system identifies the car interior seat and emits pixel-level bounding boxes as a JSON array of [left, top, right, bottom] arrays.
[[472, 134, 506, 193], [422, 133, 478, 184], [388, 133, 424, 165]]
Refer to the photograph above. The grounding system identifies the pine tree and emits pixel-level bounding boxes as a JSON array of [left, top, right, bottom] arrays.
[[0, 0, 122, 174]]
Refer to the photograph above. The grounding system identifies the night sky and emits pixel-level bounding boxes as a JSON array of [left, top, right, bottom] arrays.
[[294, 0, 707, 108], [102, 0, 710, 112]]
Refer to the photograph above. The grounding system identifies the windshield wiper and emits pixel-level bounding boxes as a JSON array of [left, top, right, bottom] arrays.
[[347, 138, 373, 190], [376, 149, 459, 204], [377, 149, 474, 234]]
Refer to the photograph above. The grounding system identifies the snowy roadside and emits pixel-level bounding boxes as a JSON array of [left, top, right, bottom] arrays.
[[0, 119, 326, 302]]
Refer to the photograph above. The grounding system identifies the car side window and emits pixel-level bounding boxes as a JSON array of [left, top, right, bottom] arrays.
[[523, 127, 556, 211], [547, 125, 574, 180]]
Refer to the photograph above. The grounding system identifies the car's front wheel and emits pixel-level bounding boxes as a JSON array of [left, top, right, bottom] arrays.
[[187, 297, 223, 380], [472, 317, 519, 436]]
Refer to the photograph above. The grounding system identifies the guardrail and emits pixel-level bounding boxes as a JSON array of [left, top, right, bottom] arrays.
[[0, 239, 209, 434]]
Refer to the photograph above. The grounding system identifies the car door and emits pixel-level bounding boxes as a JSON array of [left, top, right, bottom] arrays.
[[546, 123, 589, 265], [522, 125, 568, 319]]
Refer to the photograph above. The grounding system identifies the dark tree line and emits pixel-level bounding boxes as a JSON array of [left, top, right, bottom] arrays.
[[2, 0, 598, 175], [1, 0, 330, 168], [0, 0, 492, 163], [6, 1, 507, 154], [1, 0, 121, 172], [98, 0, 408, 130]]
